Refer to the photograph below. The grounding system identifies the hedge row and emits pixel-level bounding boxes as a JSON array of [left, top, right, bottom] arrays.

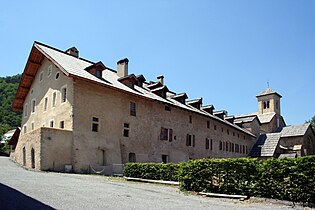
[[124, 162, 180, 181], [124, 156, 315, 205]]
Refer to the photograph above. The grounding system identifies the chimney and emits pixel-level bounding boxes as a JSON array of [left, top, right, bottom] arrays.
[[157, 75, 164, 85], [117, 58, 129, 77], [66, 47, 79, 58]]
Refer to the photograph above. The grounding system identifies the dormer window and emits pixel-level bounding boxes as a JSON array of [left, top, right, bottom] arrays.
[[151, 85, 169, 99], [171, 93, 188, 104], [186, 98, 202, 110], [85, 61, 106, 78], [95, 70, 101, 78], [118, 74, 137, 89]]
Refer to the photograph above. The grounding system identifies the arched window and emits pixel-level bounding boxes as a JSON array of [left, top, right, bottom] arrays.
[[263, 101, 267, 109]]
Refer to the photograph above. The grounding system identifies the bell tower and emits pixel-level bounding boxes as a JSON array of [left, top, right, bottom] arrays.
[[256, 88, 282, 115]]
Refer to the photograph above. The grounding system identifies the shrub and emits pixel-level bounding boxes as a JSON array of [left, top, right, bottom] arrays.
[[124, 162, 180, 181], [123, 156, 315, 205]]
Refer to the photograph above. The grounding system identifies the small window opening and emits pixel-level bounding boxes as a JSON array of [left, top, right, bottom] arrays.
[[55, 72, 60, 80], [92, 117, 99, 132], [162, 155, 168, 163], [129, 153, 136, 162], [207, 121, 210, 128], [130, 102, 136, 116], [165, 106, 171, 111], [60, 121, 65, 129], [189, 115, 192, 124], [50, 120, 54, 128]]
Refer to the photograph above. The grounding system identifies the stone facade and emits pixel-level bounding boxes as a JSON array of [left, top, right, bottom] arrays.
[[12, 41, 313, 173]]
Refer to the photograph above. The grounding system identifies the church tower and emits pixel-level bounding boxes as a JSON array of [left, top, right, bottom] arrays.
[[256, 88, 282, 115]]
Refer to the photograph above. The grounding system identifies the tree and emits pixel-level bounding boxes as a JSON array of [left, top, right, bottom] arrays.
[[306, 115, 315, 132]]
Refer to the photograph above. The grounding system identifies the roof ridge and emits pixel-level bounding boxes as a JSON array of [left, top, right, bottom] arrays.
[[34, 41, 94, 64]]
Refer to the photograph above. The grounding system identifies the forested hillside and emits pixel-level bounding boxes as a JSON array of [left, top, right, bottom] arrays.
[[0, 74, 22, 137]]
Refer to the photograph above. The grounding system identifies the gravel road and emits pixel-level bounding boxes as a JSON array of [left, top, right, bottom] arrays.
[[0, 156, 306, 210]]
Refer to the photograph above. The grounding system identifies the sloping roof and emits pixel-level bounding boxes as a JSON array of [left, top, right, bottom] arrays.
[[278, 153, 297, 158], [256, 88, 282, 98], [280, 123, 311, 137], [249, 133, 281, 157], [13, 41, 256, 138], [257, 112, 276, 124], [234, 115, 258, 124]]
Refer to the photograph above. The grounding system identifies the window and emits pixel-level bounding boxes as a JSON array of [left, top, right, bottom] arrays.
[[61, 85, 67, 103], [130, 102, 136, 116], [221, 127, 224, 132], [189, 116, 192, 124], [123, 123, 129, 137], [129, 153, 136, 162], [162, 155, 168, 163], [55, 72, 60, 80], [205, 138, 212, 150], [52, 92, 56, 107], [24, 103, 28, 117], [48, 65, 52, 77], [233, 132, 235, 136], [165, 106, 171, 111], [31, 122, 34, 130], [267, 101, 270, 108], [50, 120, 54, 128], [246, 146, 248, 154], [232, 143, 235, 152], [214, 125, 217, 130], [39, 71, 43, 82], [60, 121, 64, 129], [240, 144, 243, 153], [44, 97, 48, 112], [235, 144, 239, 153], [223, 142, 225, 151], [95, 70, 101, 78], [186, 134, 195, 147], [160, 127, 173, 141], [219, 141, 222, 150], [210, 139, 213, 150], [23, 125, 27, 134], [276, 101, 279, 109], [92, 117, 99, 132], [225, 141, 229, 151], [243, 145, 245, 154], [31, 99, 36, 113], [207, 121, 210, 129]]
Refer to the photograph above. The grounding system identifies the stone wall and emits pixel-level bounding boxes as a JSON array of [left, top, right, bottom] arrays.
[[40, 127, 73, 171], [71, 79, 255, 172]]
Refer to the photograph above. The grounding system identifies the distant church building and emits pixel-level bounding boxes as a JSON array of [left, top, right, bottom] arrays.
[[9, 42, 315, 173]]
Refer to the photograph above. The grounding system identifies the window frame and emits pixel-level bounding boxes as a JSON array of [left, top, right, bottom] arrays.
[[130, 102, 136, 116], [60, 85, 67, 104], [44, 97, 48, 112], [92, 117, 99, 132], [52, 91, 57, 108], [31, 99, 36, 114], [24, 103, 28, 118]]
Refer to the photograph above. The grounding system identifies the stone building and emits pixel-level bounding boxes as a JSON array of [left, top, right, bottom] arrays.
[[10, 42, 256, 173], [10, 41, 314, 173], [234, 89, 315, 158]]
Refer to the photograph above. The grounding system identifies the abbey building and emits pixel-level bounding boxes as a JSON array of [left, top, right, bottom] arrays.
[[9, 42, 315, 173]]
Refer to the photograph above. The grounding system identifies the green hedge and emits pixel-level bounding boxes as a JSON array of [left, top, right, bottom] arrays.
[[124, 162, 180, 181], [123, 156, 315, 205]]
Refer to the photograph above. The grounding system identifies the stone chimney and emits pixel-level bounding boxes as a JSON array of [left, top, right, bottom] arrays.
[[117, 58, 129, 77], [66, 47, 79, 58], [157, 75, 164, 85]]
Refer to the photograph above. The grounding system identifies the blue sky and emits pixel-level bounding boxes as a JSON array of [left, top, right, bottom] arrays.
[[1, 0, 314, 125]]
